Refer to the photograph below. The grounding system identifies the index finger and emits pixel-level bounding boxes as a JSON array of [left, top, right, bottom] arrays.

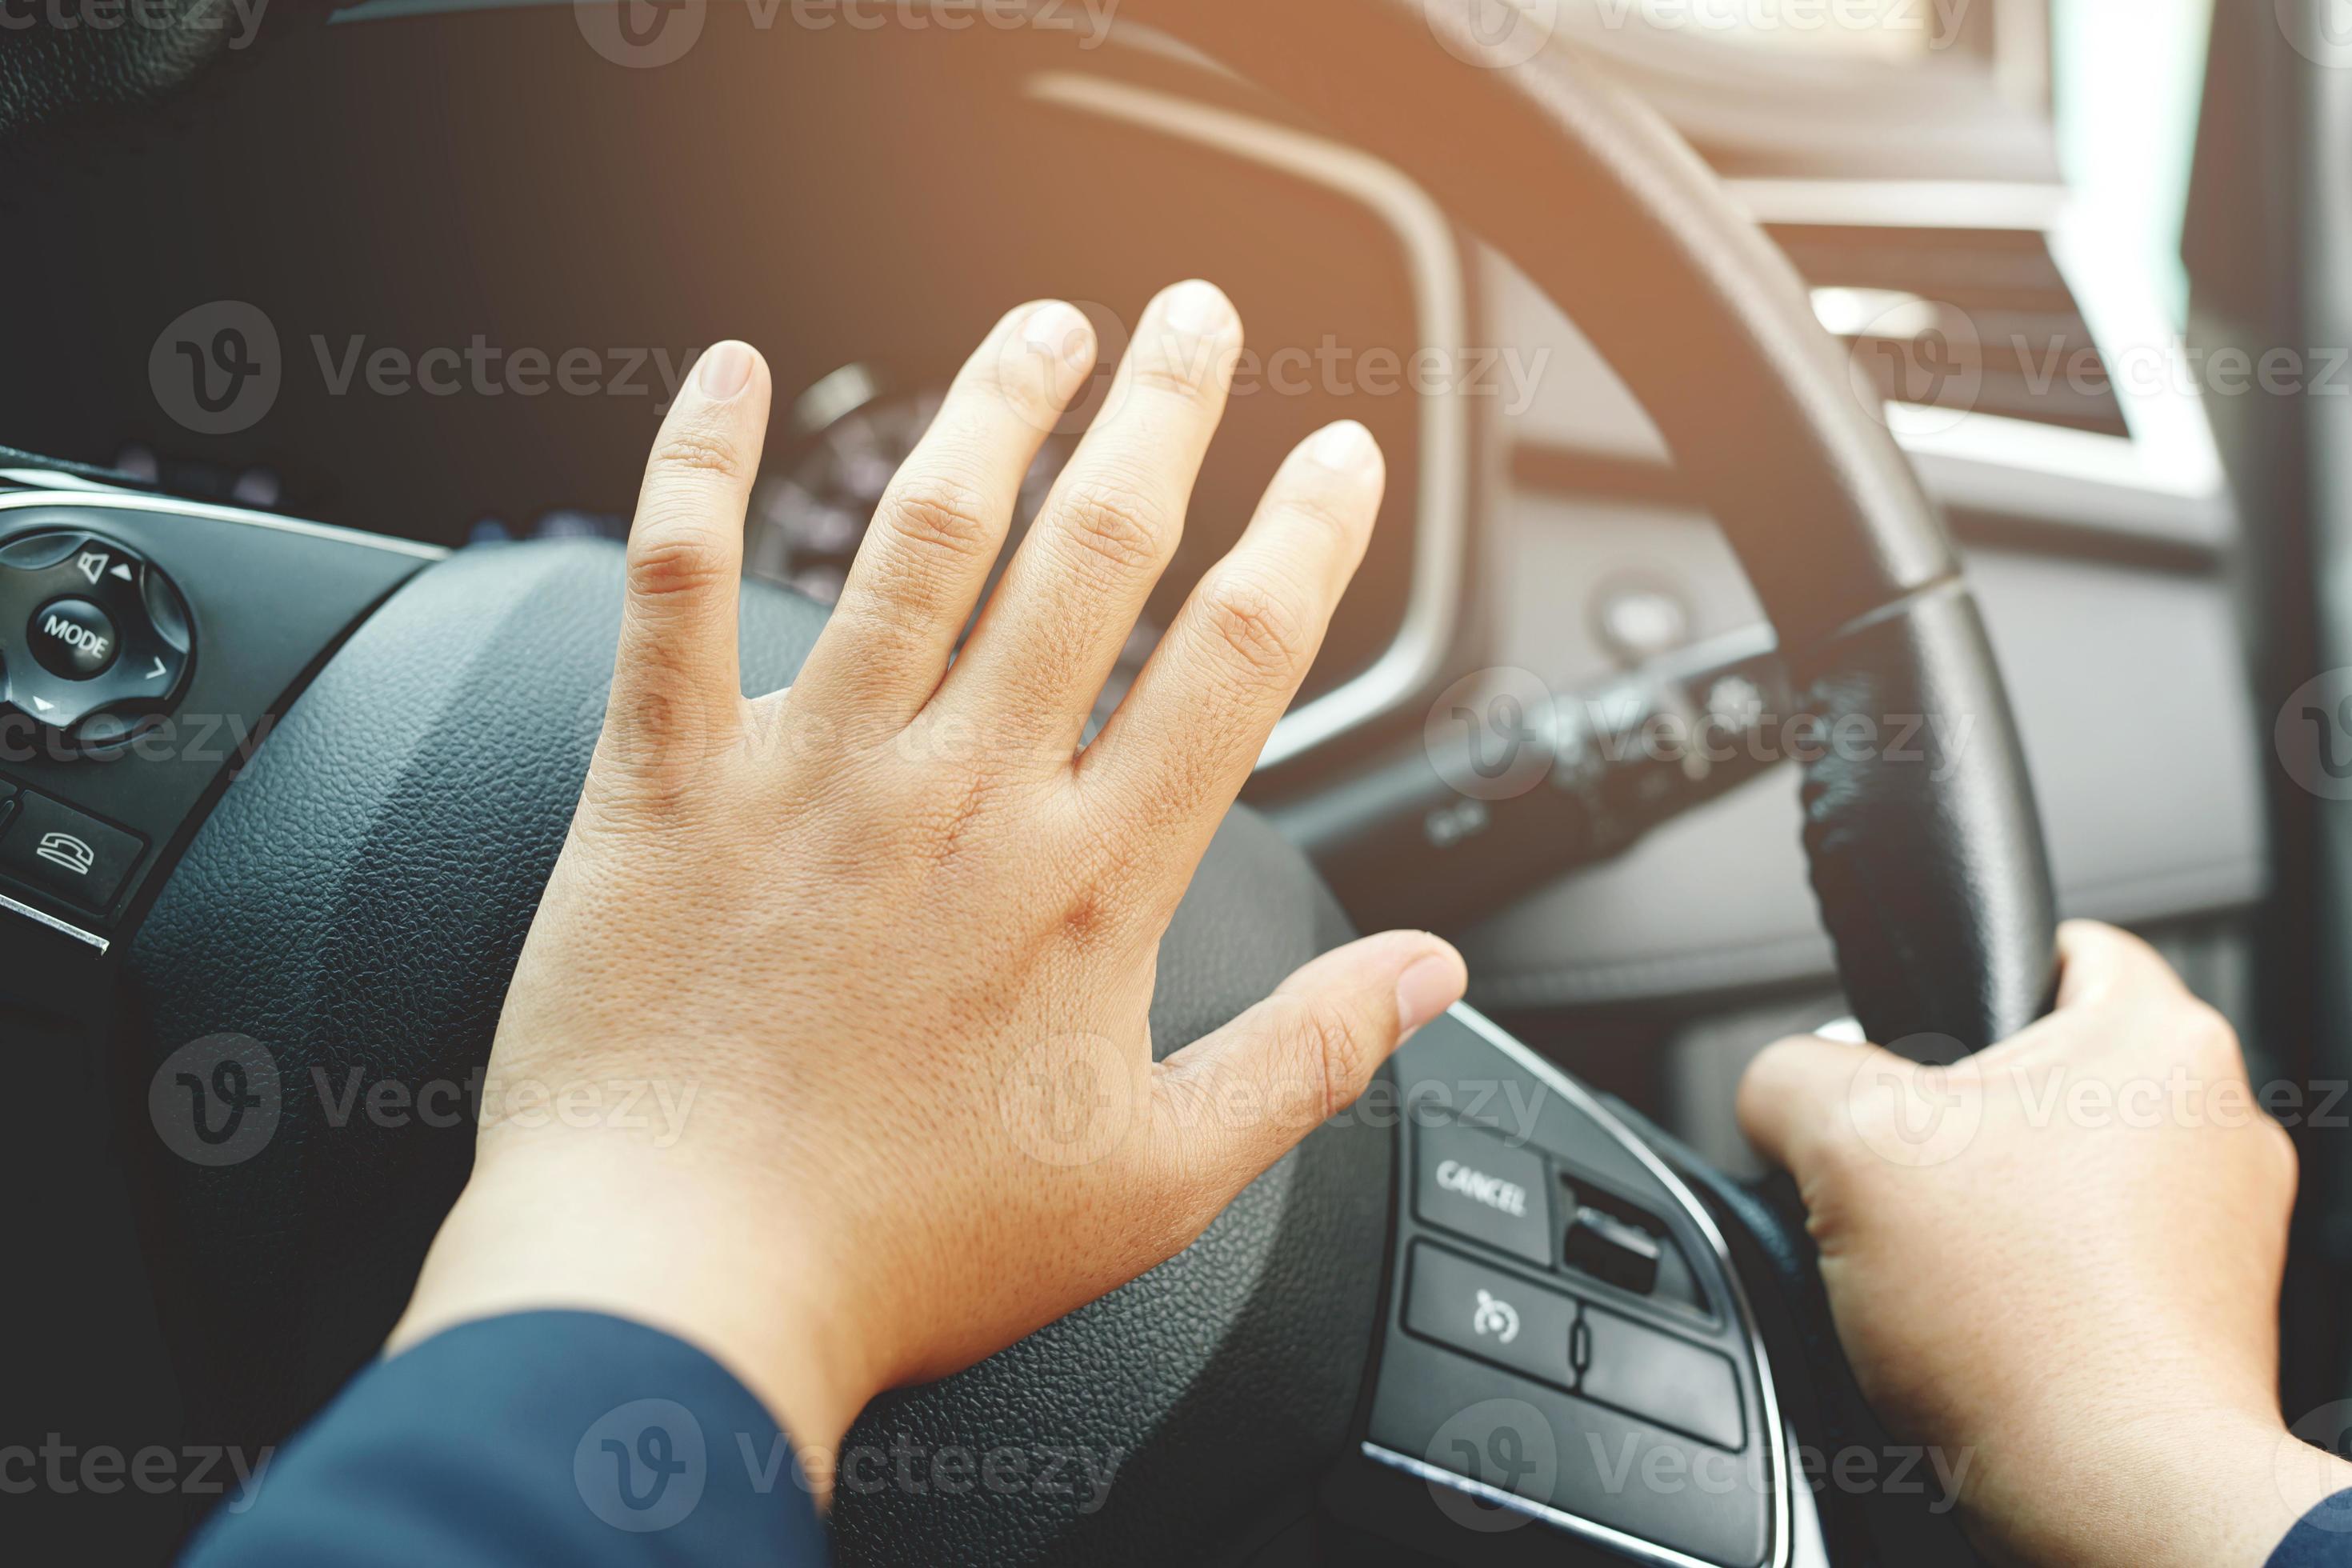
[[606, 340, 772, 775], [2052, 920, 2190, 1011]]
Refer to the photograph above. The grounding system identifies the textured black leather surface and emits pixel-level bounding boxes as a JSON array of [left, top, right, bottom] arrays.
[[1797, 586, 2060, 1050], [126, 540, 1390, 1565], [0, 0, 256, 137]]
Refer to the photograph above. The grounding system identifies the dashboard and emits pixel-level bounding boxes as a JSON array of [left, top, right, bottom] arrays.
[[0, 5, 2267, 1141], [0, 20, 1442, 747]]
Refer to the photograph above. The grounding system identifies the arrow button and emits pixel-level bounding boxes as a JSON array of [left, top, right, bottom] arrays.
[[146, 657, 167, 683]]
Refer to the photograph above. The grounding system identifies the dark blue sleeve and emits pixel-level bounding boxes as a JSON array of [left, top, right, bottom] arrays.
[[2271, 1489, 2352, 1566], [181, 1310, 830, 1566]]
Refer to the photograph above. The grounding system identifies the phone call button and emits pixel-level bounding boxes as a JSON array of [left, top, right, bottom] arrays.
[[0, 790, 146, 914]]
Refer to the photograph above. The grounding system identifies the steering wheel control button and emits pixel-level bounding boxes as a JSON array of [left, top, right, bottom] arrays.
[[1404, 1243, 1578, 1394], [1562, 1202, 1664, 1296], [0, 790, 146, 914], [1576, 1304, 1745, 1451], [0, 530, 194, 745], [1413, 1120, 1553, 1266], [30, 598, 120, 679]]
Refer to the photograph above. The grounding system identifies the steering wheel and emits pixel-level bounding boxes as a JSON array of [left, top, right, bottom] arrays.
[[0, 1, 2054, 1563]]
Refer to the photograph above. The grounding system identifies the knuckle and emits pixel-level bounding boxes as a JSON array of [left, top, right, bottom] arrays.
[[1272, 485, 1369, 551], [1195, 570, 1313, 686], [1129, 351, 1218, 402], [2264, 1117, 2300, 1186], [626, 526, 731, 603], [1054, 481, 1174, 578], [1274, 994, 1370, 1121], [649, 422, 748, 485], [880, 474, 999, 565], [2177, 1000, 2245, 1070]]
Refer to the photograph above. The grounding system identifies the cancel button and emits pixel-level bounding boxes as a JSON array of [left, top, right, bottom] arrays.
[[1414, 1120, 1552, 1266]]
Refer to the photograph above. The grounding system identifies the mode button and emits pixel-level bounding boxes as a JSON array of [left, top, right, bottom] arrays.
[[30, 598, 121, 680]]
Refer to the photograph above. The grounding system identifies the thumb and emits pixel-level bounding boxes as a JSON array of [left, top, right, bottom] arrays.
[[1737, 1032, 1896, 1178], [1147, 931, 1466, 1221]]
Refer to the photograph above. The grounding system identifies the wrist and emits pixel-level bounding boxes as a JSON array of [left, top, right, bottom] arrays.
[[1968, 1398, 2351, 1568], [390, 1135, 882, 1492]]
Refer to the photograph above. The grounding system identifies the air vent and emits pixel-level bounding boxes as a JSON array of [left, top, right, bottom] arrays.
[[1774, 223, 2128, 438]]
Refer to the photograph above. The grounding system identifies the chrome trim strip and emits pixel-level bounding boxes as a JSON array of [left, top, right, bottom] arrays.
[[1367, 1002, 1793, 1568], [0, 488, 452, 561], [1726, 177, 2070, 232], [0, 890, 110, 954], [1362, 1443, 1746, 1568], [1023, 73, 1470, 771]]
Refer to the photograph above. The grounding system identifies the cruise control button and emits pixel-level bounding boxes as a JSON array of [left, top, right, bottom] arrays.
[[1414, 1119, 1552, 1266], [30, 598, 120, 679], [1577, 1304, 1745, 1451], [1404, 1242, 1578, 1393], [0, 790, 146, 914]]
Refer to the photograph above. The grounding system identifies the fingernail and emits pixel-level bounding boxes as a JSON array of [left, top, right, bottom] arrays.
[[1022, 302, 1097, 394], [1162, 279, 1235, 338], [1307, 420, 1378, 473], [1396, 950, 1465, 1038], [698, 340, 754, 400]]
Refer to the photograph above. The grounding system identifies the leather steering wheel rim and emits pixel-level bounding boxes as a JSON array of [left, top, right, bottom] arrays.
[[111, 6, 2058, 1565]]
